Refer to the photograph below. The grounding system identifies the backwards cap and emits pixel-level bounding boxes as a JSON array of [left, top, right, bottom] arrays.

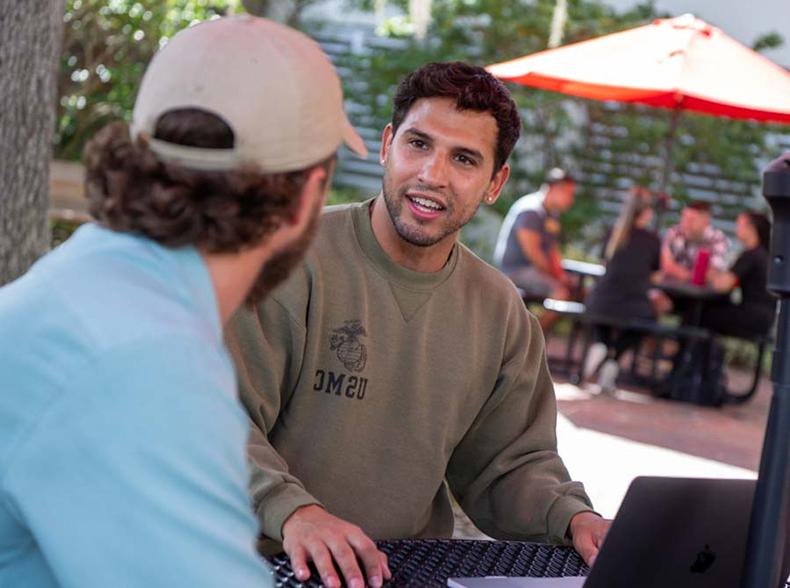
[[131, 15, 366, 172], [545, 167, 575, 185]]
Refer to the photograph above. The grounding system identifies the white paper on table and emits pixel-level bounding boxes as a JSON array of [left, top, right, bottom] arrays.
[[447, 576, 586, 587]]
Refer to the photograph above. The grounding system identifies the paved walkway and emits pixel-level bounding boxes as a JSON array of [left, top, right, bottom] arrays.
[[554, 381, 759, 519], [452, 346, 770, 537]]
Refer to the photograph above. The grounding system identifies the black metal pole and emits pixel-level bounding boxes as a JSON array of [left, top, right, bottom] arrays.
[[658, 108, 680, 197], [654, 108, 680, 231], [742, 152, 790, 588]]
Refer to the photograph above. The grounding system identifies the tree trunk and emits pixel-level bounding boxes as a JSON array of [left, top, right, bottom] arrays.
[[0, 1, 65, 285]]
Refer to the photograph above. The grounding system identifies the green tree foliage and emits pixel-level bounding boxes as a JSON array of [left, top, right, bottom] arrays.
[[752, 31, 784, 53], [55, 1, 785, 250], [57, 0, 242, 160], [341, 1, 664, 230], [340, 0, 783, 245]]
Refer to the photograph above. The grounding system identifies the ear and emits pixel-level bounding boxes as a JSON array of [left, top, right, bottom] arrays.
[[278, 163, 330, 234], [379, 123, 394, 165], [483, 164, 510, 206]]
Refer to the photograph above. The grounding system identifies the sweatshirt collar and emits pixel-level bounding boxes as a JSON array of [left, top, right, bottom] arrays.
[[351, 199, 459, 289]]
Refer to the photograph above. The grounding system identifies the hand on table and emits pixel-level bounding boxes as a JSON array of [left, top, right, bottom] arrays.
[[569, 511, 611, 566], [668, 266, 692, 283], [282, 504, 391, 588], [648, 288, 674, 315]]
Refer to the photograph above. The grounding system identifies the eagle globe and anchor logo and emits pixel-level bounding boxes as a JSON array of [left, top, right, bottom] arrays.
[[314, 320, 369, 400], [330, 319, 368, 372]]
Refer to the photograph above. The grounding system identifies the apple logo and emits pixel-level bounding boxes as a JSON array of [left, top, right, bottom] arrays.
[[690, 544, 716, 574]]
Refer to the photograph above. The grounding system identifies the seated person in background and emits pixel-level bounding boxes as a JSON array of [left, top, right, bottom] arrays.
[[0, 16, 363, 587], [661, 200, 730, 282], [702, 212, 776, 338], [229, 62, 609, 588], [583, 186, 661, 391], [493, 168, 577, 330]]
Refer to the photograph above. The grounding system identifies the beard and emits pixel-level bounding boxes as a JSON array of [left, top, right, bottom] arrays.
[[381, 171, 482, 248], [244, 197, 321, 307]]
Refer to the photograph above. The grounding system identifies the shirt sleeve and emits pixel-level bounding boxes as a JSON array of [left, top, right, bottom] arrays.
[[2, 337, 273, 588], [662, 226, 679, 255], [709, 230, 731, 271], [445, 308, 595, 544], [226, 280, 322, 542], [662, 226, 676, 246], [515, 209, 543, 233]]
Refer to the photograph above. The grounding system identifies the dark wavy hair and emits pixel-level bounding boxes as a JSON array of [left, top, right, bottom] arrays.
[[390, 61, 521, 175], [744, 211, 772, 251], [83, 108, 332, 253]]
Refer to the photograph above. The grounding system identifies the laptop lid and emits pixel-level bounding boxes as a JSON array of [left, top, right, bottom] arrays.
[[448, 477, 788, 588], [585, 476, 755, 588]]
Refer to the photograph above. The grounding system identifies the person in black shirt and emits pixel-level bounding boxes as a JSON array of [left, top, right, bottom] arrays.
[[586, 187, 661, 320], [583, 186, 661, 390], [702, 212, 776, 338], [583, 186, 661, 391]]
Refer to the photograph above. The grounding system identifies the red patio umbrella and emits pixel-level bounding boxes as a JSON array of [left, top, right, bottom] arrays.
[[487, 13, 790, 193]]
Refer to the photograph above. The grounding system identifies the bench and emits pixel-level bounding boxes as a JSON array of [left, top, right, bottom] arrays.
[[542, 298, 711, 389], [542, 298, 772, 404], [720, 332, 774, 404]]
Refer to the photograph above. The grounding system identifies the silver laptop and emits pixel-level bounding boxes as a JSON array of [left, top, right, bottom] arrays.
[[450, 476, 789, 588]]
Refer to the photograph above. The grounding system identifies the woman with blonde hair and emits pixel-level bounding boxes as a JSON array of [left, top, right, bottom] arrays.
[[583, 186, 662, 390]]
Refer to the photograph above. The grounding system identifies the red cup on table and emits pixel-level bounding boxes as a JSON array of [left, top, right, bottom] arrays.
[[691, 248, 710, 285]]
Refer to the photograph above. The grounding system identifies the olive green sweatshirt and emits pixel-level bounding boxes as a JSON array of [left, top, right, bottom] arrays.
[[227, 199, 594, 545]]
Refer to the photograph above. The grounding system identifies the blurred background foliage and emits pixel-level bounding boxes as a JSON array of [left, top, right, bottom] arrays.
[[342, 0, 661, 185], [57, 0, 242, 160], [55, 0, 784, 253], [338, 1, 667, 234], [337, 0, 783, 249]]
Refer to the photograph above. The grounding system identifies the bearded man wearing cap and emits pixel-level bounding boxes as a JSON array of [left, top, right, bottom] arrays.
[[0, 16, 367, 588], [229, 61, 609, 588]]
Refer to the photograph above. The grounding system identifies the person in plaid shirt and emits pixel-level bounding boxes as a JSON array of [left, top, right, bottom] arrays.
[[661, 201, 730, 282]]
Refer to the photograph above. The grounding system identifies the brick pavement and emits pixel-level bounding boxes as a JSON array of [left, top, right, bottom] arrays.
[[452, 337, 770, 538]]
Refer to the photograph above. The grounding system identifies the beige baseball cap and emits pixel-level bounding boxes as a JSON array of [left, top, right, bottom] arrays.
[[131, 15, 367, 172]]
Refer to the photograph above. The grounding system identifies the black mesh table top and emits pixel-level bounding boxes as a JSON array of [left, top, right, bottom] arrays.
[[267, 538, 589, 587]]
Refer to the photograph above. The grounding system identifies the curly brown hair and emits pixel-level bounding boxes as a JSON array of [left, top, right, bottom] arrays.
[[83, 109, 332, 253]]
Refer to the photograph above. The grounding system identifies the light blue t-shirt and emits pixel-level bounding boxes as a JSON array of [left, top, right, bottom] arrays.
[[0, 224, 273, 587]]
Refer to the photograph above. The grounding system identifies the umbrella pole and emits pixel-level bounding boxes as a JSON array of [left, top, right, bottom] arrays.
[[656, 109, 680, 228]]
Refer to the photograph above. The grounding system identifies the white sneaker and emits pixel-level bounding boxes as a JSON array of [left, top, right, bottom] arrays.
[[597, 359, 620, 393], [583, 342, 609, 380]]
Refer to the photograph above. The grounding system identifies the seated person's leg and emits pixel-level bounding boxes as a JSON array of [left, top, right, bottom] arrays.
[[504, 266, 559, 300], [550, 283, 570, 301], [504, 267, 566, 331], [611, 328, 643, 361], [594, 328, 641, 393], [583, 325, 611, 379], [539, 283, 569, 332]]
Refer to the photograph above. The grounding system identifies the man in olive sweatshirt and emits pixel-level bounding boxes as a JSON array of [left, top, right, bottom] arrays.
[[228, 61, 610, 588]]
